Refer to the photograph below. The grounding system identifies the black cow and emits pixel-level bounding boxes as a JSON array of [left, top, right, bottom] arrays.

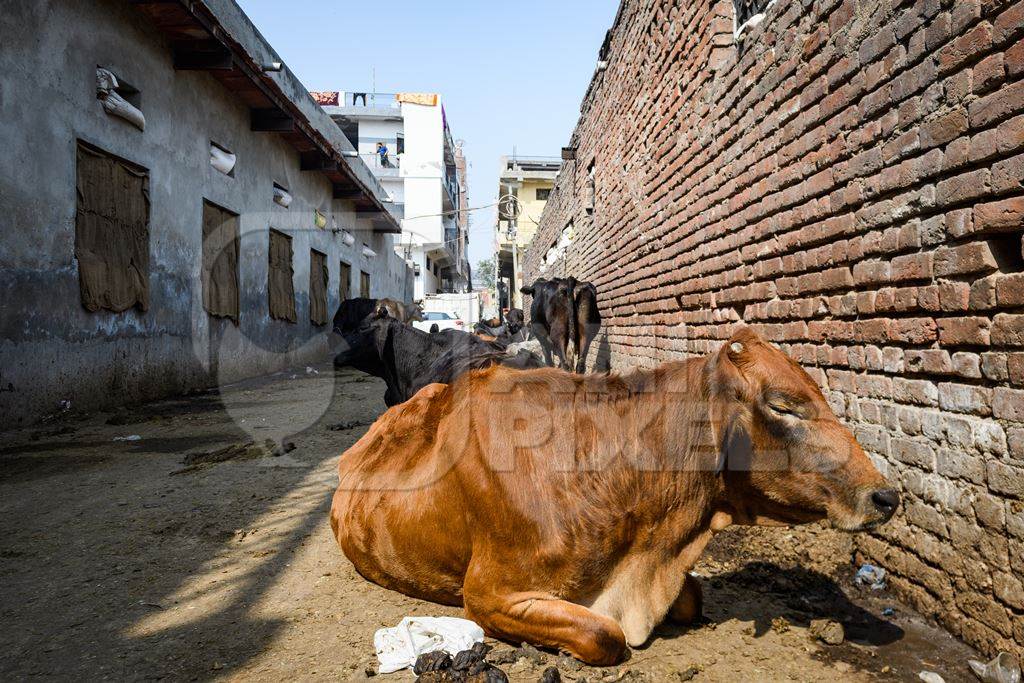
[[332, 298, 380, 334], [332, 297, 426, 334], [572, 282, 601, 374], [521, 277, 601, 373], [334, 309, 544, 406]]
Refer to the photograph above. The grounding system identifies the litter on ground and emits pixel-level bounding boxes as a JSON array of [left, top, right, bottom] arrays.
[[374, 616, 485, 673]]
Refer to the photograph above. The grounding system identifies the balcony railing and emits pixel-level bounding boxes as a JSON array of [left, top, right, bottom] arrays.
[[443, 170, 459, 210], [444, 227, 459, 251], [343, 92, 400, 109], [357, 152, 401, 172]]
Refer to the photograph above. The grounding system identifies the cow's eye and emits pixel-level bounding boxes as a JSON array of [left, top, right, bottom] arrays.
[[768, 402, 801, 418]]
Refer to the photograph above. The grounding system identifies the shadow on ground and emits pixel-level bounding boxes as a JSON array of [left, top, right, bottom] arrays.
[[0, 362, 381, 681]]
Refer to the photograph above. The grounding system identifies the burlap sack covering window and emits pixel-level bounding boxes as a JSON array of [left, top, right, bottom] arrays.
[[201, 201, 240, 322], [75, 142, 150, 313], [309, 249, 328, 326], [339, 261, 352, 302], [360, 270, 370, 298], [268, 229, 296, 322]]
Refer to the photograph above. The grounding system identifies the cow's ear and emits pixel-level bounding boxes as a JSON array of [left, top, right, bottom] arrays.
[[707, 339, 752, 474]]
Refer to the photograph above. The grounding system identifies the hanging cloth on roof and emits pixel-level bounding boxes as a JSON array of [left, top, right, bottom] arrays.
[[396, 92, 438, 106]]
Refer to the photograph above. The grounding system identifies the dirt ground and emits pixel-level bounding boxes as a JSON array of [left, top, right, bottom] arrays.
[[0, 362, 981, 682]]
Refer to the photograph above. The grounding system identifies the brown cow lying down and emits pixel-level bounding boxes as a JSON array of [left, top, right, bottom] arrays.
[[330, 328, 898, 664]]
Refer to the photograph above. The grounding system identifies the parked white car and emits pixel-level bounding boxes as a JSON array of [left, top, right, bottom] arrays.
[[412, 311, 465, 332]]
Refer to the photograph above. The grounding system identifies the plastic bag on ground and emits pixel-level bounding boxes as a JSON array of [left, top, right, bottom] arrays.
[[969, 653, 1022, 683], [374, 616, 484, 674], [855, 563, 886, 590]]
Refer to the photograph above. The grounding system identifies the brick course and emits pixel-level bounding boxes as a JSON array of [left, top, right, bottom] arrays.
[[525, 0, 1024, 656]]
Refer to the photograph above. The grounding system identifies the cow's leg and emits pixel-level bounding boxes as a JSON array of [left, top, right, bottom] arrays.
[[575, 324, 598, 374], [550, 327, 571, 371], [464, 583, 628, 665], [665, 573, 703, 625], [533, 324, 555, 367]]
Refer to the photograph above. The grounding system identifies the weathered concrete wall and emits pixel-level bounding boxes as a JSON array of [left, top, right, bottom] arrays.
[[526, 0, 1024, 656], [0, 0, 412, 426]]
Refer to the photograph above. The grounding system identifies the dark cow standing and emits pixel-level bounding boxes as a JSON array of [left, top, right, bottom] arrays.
[[572, 282, 601, 374], [521, 278, 601, 373], [334, 308, 544, 406]]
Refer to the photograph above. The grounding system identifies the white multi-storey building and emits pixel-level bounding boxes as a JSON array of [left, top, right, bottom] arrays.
[[321, 91, 469, 299]]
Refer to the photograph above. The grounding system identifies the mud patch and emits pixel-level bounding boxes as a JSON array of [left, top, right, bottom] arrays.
[[172, 439, 294, 474], [327, 419, 374, 431]]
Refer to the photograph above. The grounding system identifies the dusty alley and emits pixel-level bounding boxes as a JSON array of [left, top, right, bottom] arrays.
[[0, 363, 978, 682]]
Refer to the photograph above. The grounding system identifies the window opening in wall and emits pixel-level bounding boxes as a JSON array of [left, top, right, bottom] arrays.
[[273, 182, 292, 208], [585, 160, 596, 214], [75, 140, 150, 312], [340, 261, 352, 302], [989, 234, 1024, 273], [95, 67, 145, 131], [536, 188, 551, 201], [268, 229, 296, 322], [360, 270, 371, 298], [339, 120, 359, 148], [201, 200, 240, 322], [309, 249, 328, 326], [396, 134, 405, 155], [733, 0, 777, 39], [210, 141, 236, 176]]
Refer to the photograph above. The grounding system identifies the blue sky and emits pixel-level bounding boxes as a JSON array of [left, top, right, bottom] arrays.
[[237, 0, 620, 269]]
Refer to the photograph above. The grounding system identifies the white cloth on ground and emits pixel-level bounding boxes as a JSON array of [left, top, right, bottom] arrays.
[[373, 616, 485, 674]]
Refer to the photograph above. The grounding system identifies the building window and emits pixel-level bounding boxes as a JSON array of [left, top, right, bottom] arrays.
[[426, 256, 432, 271], [95, 67, 145, 131], [396, 134, 405, 154], [340, 261, 352, 302], [360, 270, 371, 298], [201, 200, 240, 322], [536, 188, 551, 201], [74, 141, 150, 313], [268, 229, 296, 322], [309, 249, 328, 326], [210, 141, 236, 177], [585, 160, 596, 214], [273, 182, 292, 208]]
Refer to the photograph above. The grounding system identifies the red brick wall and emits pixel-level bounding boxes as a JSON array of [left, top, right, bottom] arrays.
[[524, 0, 1024, 655]]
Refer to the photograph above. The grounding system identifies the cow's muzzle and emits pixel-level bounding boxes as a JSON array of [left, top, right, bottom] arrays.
[[839, 486, 900, 531]]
